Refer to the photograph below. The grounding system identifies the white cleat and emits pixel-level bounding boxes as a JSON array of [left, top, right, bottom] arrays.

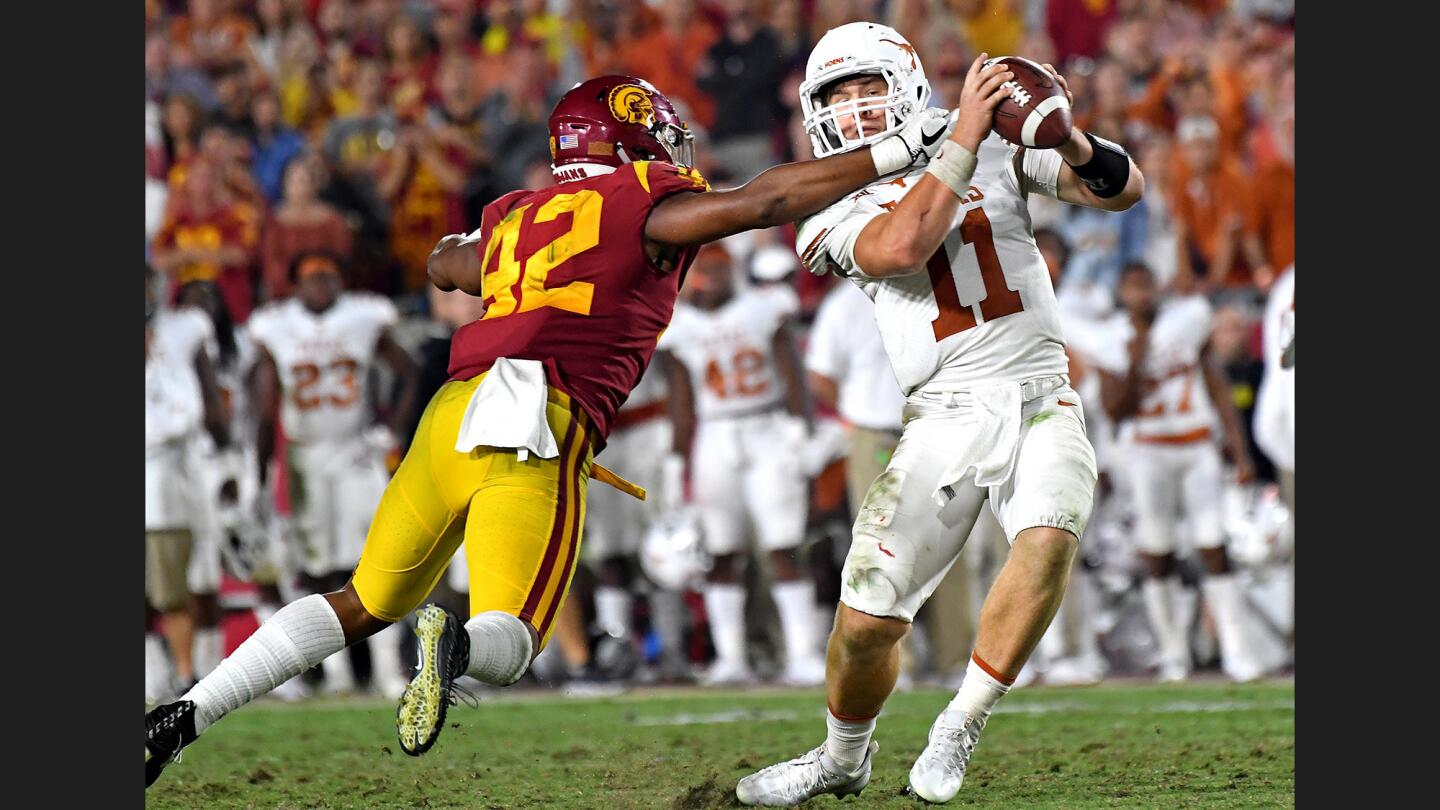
[[736, 741, 877, 807], [1156, 661, 1190, 684], [702, 658, 756, 687], [907, 710, 986, 803], [780, 655, 827, 687]]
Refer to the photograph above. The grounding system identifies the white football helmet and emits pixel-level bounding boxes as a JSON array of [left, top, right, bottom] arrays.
[[799, 22, 932, 159], [1225, 483, 1293, 567], [640, 509, 711, 592]]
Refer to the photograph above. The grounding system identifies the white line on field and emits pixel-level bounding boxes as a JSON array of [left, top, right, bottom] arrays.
[[623, 699, 1293, 726]]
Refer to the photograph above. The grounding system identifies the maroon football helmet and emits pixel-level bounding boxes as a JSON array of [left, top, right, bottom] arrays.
[[548, 75, 695, 182]]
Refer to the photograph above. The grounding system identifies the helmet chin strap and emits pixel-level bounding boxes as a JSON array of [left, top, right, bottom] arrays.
[[551, 162, 618, 182]]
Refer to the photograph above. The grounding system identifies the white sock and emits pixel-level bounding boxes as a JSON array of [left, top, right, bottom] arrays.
[[824, 708, 876, 772], [145, 634, 173, 702], [254, 603, 279, 625], [320, 648, 355, 691], [771, 580, 821, 664], [815, 603, 836, 642], [183, 594, 345, 733], [703, 584, 748, 669], [648, 589, 687, 665], [369, 621, 408, 685], [594, 586, 633, 639], [1142, 577, 1189, 669], [193, 627, 223, 679], [947, 656, 1012, 720], [1201, 574, 1257, 679], [464, 611, 534, 686]]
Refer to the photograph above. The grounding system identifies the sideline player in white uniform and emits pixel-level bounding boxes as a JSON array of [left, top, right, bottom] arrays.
[[658, 244, 827, 686], [146, 268, 233, 698], [1095, 263, 1261, 683], [174, 279, 254, 682], [249, 251, 420, 697], [737, 23, 1143, 805]]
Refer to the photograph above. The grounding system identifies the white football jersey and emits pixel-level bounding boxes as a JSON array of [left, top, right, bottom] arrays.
[[660, 285, 798, 419], [796, 134, 1070, 394], [1094, 295, 1217, 442], [146, 307, 213, 453], [202, 325, 259, 445], [248, 293, 398, 443]]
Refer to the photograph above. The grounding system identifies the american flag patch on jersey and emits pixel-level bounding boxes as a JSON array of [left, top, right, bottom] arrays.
[[559, 134, 579, 150]]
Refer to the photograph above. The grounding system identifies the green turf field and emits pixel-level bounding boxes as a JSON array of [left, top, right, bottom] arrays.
[[147, 680, 1293, 808]]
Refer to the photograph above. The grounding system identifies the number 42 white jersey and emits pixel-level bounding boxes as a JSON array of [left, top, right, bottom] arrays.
[[796, 133, 1069, 394], [659, 285, 798, 420], [248, 293, 398, 444]]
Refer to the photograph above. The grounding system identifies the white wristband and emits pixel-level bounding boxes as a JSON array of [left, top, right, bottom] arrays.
[[870, 134, 912, 177], [924, 142, 979, 197]]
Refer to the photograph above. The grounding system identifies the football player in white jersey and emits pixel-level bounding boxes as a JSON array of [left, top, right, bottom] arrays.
[[249, 251, 420, 697], [737, 23, 1143, 806], [657, 244, 827, 686], [1095, 262, 1261, 683], [146, 268, 234, 698], [174, 280, 254, 682]]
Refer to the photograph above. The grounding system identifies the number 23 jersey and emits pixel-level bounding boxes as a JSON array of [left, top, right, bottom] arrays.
[[796, 134, 1069, 395], [248, 293, 398, 443]]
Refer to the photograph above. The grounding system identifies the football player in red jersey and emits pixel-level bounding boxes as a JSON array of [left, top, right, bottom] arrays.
[[147, 74, 957, 785]]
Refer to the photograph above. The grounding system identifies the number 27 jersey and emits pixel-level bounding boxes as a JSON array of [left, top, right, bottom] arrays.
[[796, 134, 1069, 395]]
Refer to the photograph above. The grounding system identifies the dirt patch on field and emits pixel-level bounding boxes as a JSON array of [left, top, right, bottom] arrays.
[[671, 771, 738, 809]]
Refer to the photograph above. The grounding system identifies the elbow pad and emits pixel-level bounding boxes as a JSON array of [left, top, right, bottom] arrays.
[[1069, 132, 1131, 199]]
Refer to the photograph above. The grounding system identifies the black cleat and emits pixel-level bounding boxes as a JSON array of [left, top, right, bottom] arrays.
[[396, 604, 471, 756], [145, 700, 198, 788]]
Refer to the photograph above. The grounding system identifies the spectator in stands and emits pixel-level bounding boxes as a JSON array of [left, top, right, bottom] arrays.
[[696, 0, 788, 183], [1046, 0, 1118, 65], [620, 0, 720, 130], [377, 81, 471, 294], [953, 0, 1025, 57], [322, 57, 395, 181], [213, 61, 257, 141], [151, 159, 260, 322], [1171, 115, 1252, 294], [250, 89, 307, 206], [161, 93, 204, 180], [260, 154, 353, 302], [383, 11, 436, 104], [477, 39, 552, 194], [1243, 104, 1294, 290]]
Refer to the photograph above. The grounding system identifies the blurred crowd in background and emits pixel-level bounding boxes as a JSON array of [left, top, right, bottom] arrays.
[[145, 0, 1295, 699]]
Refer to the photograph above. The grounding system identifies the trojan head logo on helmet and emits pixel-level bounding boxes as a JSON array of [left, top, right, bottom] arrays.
[[608, 84, 656, 126], [798, 22, 932, 159], [547, 74, 695, 183]]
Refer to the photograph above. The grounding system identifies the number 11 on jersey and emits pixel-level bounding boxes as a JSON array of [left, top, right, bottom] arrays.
[[927, 207, 1024, 342]]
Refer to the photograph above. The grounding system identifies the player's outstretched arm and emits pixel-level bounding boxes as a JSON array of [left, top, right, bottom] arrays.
[[645, 106, 955, 248], [1042, 65, 1145, 212], [847, 55, 1014, 278]]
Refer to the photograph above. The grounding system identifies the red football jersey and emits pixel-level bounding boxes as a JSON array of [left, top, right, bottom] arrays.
[[448, 160, 708, 441]]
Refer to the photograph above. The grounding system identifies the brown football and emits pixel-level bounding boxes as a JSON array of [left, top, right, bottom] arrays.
[[986, 56, 1073, 149]]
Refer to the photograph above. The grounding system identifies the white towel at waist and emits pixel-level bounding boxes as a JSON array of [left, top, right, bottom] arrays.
[[905, 376, 1066, 507], [453, 357, 560, 462]]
